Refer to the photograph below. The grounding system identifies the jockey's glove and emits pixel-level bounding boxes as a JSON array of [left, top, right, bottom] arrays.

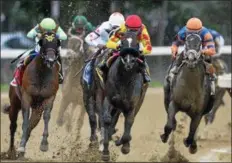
[[97, 44, 106, 49], [171, 45, 178, 58], [36, 33, 42, 38]]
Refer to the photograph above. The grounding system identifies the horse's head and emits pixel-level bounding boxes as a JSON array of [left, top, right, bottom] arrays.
[[67, 34, 85, 59], [38, 31, 60, 68], [119, 31, 140, 72], [183, 33, 202, 68]]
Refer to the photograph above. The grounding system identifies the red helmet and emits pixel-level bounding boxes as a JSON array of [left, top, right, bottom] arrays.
[[125, 15, 142, 29]]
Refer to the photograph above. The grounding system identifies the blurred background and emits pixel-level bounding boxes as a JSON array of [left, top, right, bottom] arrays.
[[1, 0, 231, 87]]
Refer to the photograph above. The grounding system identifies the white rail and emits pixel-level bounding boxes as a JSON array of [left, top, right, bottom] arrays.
[[1, 46, 231, 59]]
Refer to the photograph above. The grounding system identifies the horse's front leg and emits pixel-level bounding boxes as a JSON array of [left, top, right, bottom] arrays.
[[18, 92, 31, 157], [95, 87, 105, 152], [160, 101, 178, 143], [184, 114, 202, 154], [115, 109, 135, 155], [40, 96, 55, 152], [101, 97, 112, 161]]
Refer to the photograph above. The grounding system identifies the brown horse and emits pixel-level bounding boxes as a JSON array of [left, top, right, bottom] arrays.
[[4, 31, 60, 159], [56, 34, 93, 131]]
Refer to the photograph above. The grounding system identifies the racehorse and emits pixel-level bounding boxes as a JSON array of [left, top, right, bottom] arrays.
[[80, 46, 113, 150], [161, 33, 215, 154], [101, 31, 148, 161], [204, 57, 230, 124], [4, 31, 60, 159], [56, 33, 91, 130]]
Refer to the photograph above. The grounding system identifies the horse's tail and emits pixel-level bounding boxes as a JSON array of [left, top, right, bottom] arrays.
[[2, 104, 10, 114]]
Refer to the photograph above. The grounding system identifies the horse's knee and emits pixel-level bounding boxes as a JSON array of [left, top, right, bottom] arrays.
[[43, 113, 51, 121], [89, 114, 97, 123], [103, 113, 111, 125], [10, 123, 17, 132]]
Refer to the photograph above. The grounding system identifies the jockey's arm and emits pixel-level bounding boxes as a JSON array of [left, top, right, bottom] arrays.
[[106, 34, 120, 49], [106, 25, 124, 50], [202, 32, 216, 56], [67, 28, 73, 36], [140, 26, 152, 55], [27, 25, 39, 39], [171, 27, 185, 55], [84, 24, 105, 47], [56, 27, 67, 40]]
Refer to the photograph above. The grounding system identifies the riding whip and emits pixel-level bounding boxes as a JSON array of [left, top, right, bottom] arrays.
[[10, 43, 37, 64]]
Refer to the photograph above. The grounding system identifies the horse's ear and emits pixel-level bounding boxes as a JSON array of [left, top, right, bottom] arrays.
[[38, 39, 43, 46], [53, 24, 59, 33], [38, 24, 45, 35]]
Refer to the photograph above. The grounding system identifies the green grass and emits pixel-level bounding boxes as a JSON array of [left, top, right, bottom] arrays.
[[1, 84, 9, 92], [149, 81, 163, 88]]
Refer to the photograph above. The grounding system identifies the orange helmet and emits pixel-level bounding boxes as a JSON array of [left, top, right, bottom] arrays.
[[186, 17, 203, 31]]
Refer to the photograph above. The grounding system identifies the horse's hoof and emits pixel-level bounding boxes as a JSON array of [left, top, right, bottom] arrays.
[[56, 118, 64, 126], [17, 151, 25, 159], [99, 143, 104, 152], [40, 143, 49, 152], [121, 144, 130, 154], [89, 141, 98, 148], [101, 154, 110, 162], [17, 147, 25, 153], [115, 139, 122, 146], [90, 135, 98, 142], [183, 138, 191, 147], [189, 145, 197, 154], [160, 134, 168, 143], [9, 150, 17, 160]]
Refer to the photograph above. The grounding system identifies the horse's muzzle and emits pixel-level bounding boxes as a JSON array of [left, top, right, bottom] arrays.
[[46, 58, 56, 68]]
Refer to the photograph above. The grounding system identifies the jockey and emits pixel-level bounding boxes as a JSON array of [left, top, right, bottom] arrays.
[[208, 29, 225, 57], [95, 14, 152, 83], [68, 15, 94, 37], [85, 12, 125, 53], [12, 18, 67, 85], [169, 17, 216, 95]]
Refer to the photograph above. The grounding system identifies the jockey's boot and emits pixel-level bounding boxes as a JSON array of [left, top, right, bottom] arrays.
[[142, 61, 151, 83], [168, 65, 178, 83], [210, 74, 216, 96], [167, 53, 183, 84], [205, 62, 216, 96], [96, 56, 108, 83], [57, 54, 64, 84]]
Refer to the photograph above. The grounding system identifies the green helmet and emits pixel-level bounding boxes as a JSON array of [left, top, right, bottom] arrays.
[[72, 15, 88, 28], [40, 18, 57, 31], [85, 22, 95, 32]]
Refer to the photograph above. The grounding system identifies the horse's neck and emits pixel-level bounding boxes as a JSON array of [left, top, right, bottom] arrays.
[[33, 55, 55, 77], [69, 55, 84, 71], [112, 58, 138, 85], [177, 63, 205, 88]]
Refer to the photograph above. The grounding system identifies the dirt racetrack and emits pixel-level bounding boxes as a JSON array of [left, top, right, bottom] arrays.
[[1, 88, 231, 162]]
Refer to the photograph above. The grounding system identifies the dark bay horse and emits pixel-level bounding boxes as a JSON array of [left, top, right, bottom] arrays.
[[161, 33, 215, 154], [56, 34, 90, 130], [101, 31, 148, 161], [4, 32, 60, 159], [80, 47, 112, 151]]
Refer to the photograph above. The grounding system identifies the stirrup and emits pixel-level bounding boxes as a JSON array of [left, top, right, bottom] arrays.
[[210, 81, 215, 95], [95, 67, 105, 89], [59, 73, 64, 84]]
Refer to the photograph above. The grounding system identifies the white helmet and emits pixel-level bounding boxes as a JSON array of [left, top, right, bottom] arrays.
[[108, 12, 125, 27]]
